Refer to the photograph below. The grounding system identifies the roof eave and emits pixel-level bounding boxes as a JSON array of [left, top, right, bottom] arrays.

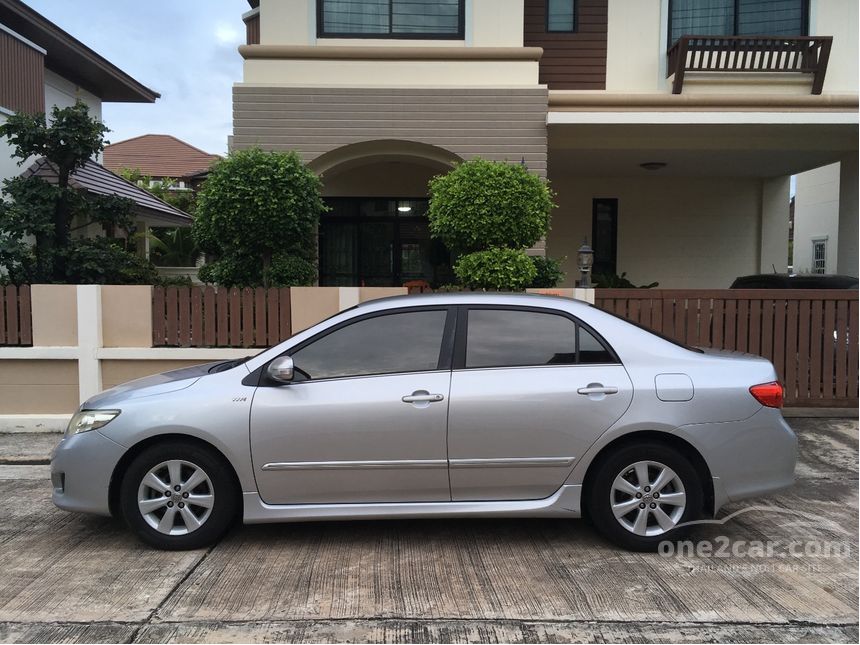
[[0, 0, 160, 103]]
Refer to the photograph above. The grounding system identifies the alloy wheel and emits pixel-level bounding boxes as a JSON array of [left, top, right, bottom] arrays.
[[137, 459, 214, 535], [610, 460, 687, 537]]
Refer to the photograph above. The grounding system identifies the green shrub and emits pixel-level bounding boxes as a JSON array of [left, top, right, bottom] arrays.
[[193, 148, 325, 287], [593, 271, 659, 289], [454, 248, 537, 291], [265, 253, 318, 287], [62, 238, 160, 284], [529, 256, 565, 288], [428, 159, 554, 254]]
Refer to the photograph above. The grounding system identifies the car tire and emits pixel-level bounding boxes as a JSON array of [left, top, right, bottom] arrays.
[[586, 441, 703, 552], [120, 440, 238, 550]]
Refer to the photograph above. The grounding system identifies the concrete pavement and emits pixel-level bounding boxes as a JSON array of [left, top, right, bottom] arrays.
[[0, 419, 856, 643]]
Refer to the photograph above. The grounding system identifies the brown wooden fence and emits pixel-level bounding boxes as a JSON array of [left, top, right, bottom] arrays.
[[153, 286, 291, 348], [0, 285, 32, 346], [595, 289, 858, 407]]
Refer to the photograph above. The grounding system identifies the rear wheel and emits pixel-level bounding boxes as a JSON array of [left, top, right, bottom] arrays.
[[120, 441, 238, 550], [586, 442, 703, 551]]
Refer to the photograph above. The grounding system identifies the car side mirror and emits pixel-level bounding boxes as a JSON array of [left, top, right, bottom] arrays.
[[267, 356, 294, 384]]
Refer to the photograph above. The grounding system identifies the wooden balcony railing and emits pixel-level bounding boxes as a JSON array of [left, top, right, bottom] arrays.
[[667, 35, 833, 95]]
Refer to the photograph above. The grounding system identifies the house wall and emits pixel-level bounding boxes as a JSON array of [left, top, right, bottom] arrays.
[[793, 162, 840, 274], [603, 0, 859, 95], [233, 86, 548, 177], [44, 69, 102, 120], [258, 0, 525, 47], [547, 175, 763, 289], [0, 24, 45, 114]]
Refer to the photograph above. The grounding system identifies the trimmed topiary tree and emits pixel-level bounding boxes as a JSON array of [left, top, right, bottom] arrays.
[[427, 158, 555, 290], [193, 148, 325, 287]]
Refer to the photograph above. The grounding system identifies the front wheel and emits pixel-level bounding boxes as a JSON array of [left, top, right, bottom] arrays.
[[586, 442, 703, 551], [120, 441, 238, 550]]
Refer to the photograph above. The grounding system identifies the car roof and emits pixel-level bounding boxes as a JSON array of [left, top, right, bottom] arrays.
[[356, 292, 595, 311]]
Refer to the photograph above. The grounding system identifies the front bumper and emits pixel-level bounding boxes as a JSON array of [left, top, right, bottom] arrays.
[[51, 430, 126, 516], [677, 406, 797, 513]]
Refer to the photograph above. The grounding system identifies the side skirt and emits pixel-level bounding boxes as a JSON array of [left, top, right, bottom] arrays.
[[242, 484, 582, 524]]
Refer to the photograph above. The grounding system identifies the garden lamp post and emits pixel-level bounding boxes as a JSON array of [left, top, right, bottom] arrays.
[[577, 238, 594, 287]]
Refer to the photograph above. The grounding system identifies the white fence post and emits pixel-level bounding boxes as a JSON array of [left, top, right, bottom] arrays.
[[76, 285, 103, 403]]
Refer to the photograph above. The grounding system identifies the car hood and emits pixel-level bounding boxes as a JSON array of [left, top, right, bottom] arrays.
[[82, 361, 227, 409]]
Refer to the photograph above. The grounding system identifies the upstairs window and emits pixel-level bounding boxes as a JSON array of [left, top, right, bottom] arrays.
[[547, 0, 576, 33], [669, 0, 808, 44], [319, 0, 465, 38]]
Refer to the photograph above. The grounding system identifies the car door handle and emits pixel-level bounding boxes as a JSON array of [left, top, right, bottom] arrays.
[[402, 393, 445, 403], [577, 385, 619, 395]]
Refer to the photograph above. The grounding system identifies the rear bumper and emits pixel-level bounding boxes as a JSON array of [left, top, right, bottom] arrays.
[[676, 407, 797, 513], [51, 430, 126, 516]]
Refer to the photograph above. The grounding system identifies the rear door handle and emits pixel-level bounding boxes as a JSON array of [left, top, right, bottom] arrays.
[[577, 385, 619, 395], [402, 393, 445, 403]]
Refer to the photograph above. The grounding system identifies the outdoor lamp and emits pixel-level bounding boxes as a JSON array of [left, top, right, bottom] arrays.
[[577, 238, 594, 287]]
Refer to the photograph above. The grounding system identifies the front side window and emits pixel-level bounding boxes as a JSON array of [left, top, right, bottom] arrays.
[[319, 0, 464, 38], [669, 0, 807, 44], [291, 310, 447, 380], [547, 0, 576, 32], [464, 309, 616, 369]]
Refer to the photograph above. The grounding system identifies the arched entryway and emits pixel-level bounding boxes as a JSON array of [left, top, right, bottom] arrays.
[[310, 141, 461, 287]]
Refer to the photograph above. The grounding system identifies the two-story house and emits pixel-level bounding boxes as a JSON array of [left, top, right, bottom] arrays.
[[233, 0, 858, 288]]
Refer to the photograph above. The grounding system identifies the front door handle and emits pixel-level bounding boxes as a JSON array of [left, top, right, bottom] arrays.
[[402, 392, 445, 404], [577, 385, 619, 395]]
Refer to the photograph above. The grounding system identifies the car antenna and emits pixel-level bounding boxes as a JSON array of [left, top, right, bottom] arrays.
[[772, 264, 777, 274]]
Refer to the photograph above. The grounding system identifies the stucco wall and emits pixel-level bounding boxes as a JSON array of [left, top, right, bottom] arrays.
[[547, 175, 763, 289], [259, 0, 524, 47], [0, 360, 79, 414], [793, 162, 840, 274]]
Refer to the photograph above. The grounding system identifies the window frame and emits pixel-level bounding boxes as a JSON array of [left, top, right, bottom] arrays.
[[667, 0, 810, 46], [452, 305, 620, 371], [545, 0, 578, 34], [812, 238, 827, 274], [317, 0, 466, 40], [255, 306, 457, 385]]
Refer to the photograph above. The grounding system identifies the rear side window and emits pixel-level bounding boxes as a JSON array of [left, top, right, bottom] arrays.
[[464, 309, 617, 369], [291, 309, 447, 379]]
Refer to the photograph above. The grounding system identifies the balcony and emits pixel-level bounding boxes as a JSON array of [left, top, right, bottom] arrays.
[[667, 36, 833, 95]]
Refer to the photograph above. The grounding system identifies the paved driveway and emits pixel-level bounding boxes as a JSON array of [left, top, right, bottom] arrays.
[[0, 418, 856, 643]]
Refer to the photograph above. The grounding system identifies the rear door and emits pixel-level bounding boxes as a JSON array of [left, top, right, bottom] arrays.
[[447, 306, 633, 501]]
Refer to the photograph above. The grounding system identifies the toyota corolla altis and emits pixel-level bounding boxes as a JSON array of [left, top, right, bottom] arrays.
[[52, 293, 796, 551]]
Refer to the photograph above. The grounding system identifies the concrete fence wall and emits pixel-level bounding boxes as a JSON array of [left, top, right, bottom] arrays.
[[0, 284, 595, 430]]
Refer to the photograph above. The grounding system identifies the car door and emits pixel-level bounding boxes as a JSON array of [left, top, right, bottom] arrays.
[[250, 307, 454, 505], [447, 306, 633, 501]]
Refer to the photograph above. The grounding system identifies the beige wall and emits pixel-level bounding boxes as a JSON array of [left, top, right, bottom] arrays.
[[793, 162, 840, 274], [241, 59, 539, 87], [258, 0, 525, 48], [31, 285, 77, 346], [233, 86, 548, 177], [814, 0, 859, 94], [0, 360, 78, 414], [101, 285, 152, 348], [606, 0, 663, 92], [547, 175, 763, 288]]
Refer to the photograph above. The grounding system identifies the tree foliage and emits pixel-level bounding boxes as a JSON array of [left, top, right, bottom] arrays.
[[192, 148, 325, 287], [454, 248, 537, 291], [0, 100, 154, 284], [427, 158, 556, 290], [529, 255, 565, 288]]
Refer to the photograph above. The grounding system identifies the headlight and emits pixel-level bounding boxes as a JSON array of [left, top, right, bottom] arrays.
[[66, 410, 121, 436]]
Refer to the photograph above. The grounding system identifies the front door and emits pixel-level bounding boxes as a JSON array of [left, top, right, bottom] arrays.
[[447, 307, 633, 501], [250, 308, 453, 505]]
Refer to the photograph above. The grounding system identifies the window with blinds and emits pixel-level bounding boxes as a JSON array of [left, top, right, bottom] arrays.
[[547, 0, 576, 33], [669, 0, 808, 44], [319, 0, 464, 38]]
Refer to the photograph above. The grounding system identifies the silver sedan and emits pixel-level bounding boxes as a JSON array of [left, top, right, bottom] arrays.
[[51, 293, 796, 551]]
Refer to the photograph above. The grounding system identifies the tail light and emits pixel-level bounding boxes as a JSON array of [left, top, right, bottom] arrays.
[[749, 381, 784, 408]]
